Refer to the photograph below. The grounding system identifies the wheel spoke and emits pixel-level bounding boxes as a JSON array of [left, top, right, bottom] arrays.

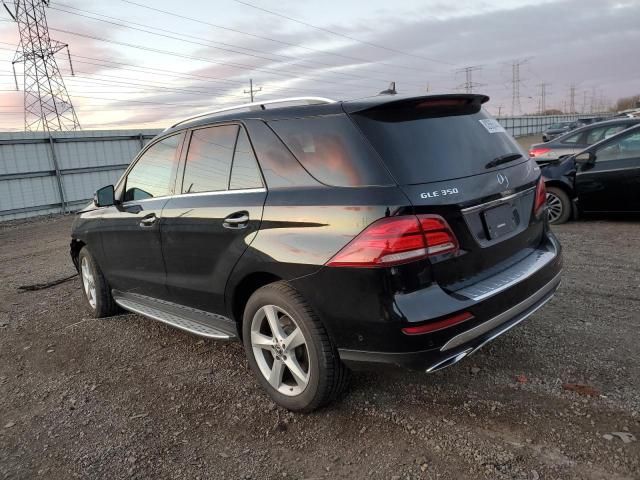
[[284, 356, 308, 387], [251, 331, 274, 349], [284, 327, 305, 351], [264, 305, 285, 340], [268, 358, 285, 388]]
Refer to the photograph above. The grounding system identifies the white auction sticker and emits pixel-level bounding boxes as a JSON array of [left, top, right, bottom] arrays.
[[479, 118, 506, 133]]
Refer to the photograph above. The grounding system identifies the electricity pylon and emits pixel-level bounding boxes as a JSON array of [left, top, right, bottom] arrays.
[[3, 0, 80, 131]]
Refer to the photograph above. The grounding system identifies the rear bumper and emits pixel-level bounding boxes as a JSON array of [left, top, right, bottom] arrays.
[[338, 270, 560, 372], [335, 233, 562, 372]]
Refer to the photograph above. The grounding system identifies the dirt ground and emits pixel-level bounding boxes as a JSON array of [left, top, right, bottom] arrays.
[[0, 214, 639, 480]]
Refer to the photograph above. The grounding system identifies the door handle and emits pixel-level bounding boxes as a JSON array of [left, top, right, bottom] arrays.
[[223, 212, 249, 229], [139, 213, 157, 227]]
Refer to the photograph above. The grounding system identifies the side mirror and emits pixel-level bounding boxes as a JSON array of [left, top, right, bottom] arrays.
[[574, 151, 595, 165], [94, 185, 115, 207]]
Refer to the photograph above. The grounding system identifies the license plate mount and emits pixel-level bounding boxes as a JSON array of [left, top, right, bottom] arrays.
[[483, 203, 518, 240]]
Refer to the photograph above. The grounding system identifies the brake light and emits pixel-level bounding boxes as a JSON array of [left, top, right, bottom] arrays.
[[401, 311, 474, 335], [326, 214, 458, 268], [529, 147, 551, 158], [534, 177, 547, 217]]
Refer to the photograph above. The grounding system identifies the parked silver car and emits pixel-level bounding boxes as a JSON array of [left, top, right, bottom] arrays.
[[530, 118, 640, 163]]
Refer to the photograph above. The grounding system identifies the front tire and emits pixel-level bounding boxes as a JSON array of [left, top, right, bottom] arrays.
[[546, 186, 572, 225], [242, 282, 349, 412], [78, 247, 118, 318]]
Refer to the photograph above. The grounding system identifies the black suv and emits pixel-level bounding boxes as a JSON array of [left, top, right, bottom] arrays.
[[71, 95, 562, 412]]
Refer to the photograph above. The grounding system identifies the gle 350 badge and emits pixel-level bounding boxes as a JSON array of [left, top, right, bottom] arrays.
[[420, 187, 460, 199]]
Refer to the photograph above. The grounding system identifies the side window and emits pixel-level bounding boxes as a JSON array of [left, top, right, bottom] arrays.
[[596, 131, 640, 162], [562, 132, 583, 144], [602, 126, 626, 139], [124, 134, 181, 202], [230, 128, 263, 190], [585, 127, 608, 145], [182, 125, 239, 193]]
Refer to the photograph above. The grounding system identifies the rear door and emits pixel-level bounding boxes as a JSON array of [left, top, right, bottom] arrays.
[[160, 123, 266, 314], [576, 128, 640, 212], [100, 133, 184, 298], [347, 96, 544, 288]]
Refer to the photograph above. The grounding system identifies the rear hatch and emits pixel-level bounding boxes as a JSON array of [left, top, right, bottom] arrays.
[[345, 95, 545, 289]]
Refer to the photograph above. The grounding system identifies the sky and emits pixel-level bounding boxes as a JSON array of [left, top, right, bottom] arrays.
[[0, 0, 638, 131]]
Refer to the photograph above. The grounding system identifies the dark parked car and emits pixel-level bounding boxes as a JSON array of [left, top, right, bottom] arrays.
[[542, 121, 580, 142], [71, 95, 562, 411], [542, 124, 640, 224], [530, 118, 640, 162]]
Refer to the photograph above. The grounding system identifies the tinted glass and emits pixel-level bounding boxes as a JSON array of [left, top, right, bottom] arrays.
[[352, 109, 526, 185], [182, 125, 239, 193], [230, 128, 263, 189], [269, 114, 392, 187], [124, 134, 181, 201], [596, 130, 640, 162], [562, 132, 583, 144]]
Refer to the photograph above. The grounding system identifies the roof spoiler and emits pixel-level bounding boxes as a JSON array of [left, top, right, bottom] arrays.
[[344, 94, 490, 116]]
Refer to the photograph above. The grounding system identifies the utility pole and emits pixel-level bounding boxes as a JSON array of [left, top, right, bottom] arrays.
[[456, 65, 484, 93], [244, 78, 262, 102], [4, 0, 80, 131], [496, 105, 504, 117], [582, 90, 588, 114], [537, 82, 550, 115], [509, 60, 527, 116]]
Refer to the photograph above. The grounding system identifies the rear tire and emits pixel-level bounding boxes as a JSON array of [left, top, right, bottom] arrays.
[[242, 281, 350, 412], [546, 186, 572, 225], [78, 247, 118, 318]]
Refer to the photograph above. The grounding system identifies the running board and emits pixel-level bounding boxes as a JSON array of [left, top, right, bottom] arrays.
[[112, 291, 237, 340]]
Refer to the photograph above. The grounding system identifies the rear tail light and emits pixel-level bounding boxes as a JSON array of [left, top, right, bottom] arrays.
[[402, 311, 474, 335], [529, 147, 551, 158], [326, 214, 458, 268], [534, 177, 547, 217]]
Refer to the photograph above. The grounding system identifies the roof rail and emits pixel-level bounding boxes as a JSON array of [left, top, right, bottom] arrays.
[[166, 97, 337, 130]]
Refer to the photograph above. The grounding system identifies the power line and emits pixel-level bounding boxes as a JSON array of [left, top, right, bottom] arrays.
[[49, 2, 438, 78], [117, 0, 447, 74], [232, 0, 457, 67], [45, 25, 419, 92]]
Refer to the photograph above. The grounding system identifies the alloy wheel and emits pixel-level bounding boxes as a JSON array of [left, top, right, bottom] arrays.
[[546, 192, 563, 223], [81, 256, 97, 309], [250, 305, 310, 396]]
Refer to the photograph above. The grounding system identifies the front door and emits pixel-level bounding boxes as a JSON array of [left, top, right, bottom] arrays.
[[576, 128, 640, 212], [99, 132, 184, 298], [161, 124, 266, 314]]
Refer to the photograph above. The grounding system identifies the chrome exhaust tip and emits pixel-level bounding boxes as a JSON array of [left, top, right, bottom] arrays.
[[426, 348, 473, 373]]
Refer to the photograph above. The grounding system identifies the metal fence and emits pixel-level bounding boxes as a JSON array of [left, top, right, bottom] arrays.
[[0, 129, 161, 221], [0, 113, 616, 222], [497, 114, 612, 137]]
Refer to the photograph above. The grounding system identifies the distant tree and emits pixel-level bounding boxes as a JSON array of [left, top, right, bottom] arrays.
[[542, 109, 564, 115], [613, 94, 640, 112]]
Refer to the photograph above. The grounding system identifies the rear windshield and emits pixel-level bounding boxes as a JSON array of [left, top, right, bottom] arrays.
[[268, 114, 392, 187], [550, 122, 572, 129], [351, 109, 525, 185]]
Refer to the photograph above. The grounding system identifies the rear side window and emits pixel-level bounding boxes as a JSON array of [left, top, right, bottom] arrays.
[[124, 134, 182, 201], [182, 125, 239, 193], [352, 109, 525, 185], [561, 132, 583, 144], [269, 114, 392, 187], [230, 128, 263, 189]]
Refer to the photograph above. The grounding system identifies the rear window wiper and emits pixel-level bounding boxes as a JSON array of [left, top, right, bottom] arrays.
[[485, 153, 523, 169]]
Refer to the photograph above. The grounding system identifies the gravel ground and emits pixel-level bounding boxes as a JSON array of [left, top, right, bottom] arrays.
[[0, 214, 639, 480]]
